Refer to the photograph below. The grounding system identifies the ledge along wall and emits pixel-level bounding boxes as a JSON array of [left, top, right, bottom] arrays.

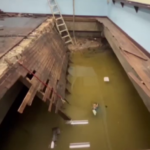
[[108, 0, 150, 53], [0, 18, 69, 118]]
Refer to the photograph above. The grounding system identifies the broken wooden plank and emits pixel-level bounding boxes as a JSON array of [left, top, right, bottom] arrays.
[[27, 49, 50, 106], [42, 59, 55, 102], [40, 56, 54, 92], [18, 48, 49, 113], [48, 63, 60, 112]]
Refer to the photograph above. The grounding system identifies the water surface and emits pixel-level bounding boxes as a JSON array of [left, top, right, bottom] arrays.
[[1, 49, 150, 150]]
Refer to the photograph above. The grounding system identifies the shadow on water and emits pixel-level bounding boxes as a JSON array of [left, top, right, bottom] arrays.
[[65, 48, 150, 150]]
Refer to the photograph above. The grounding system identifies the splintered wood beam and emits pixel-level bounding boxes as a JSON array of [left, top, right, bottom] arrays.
[[54, 55, 67, 113], [39, 57, 54, 92], [27, 54, 50, 106], [18, 82, 40, 113], [42, 59, 55, 102], [48, 64, 60, 112], [19, 76, 31, 88], [48, 80, 58, 112], [48, 93, 54, 112], [18, 49, 50, 113], [58, 55, 66, 79]]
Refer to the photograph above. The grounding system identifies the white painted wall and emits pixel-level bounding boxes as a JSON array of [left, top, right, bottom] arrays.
[[0, 0, 108, 16], [108, 1, 150, 52], [1, 0, 150, 53]]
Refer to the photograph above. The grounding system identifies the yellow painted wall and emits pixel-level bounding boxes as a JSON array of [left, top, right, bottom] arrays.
[[128, 0, 150, 4]]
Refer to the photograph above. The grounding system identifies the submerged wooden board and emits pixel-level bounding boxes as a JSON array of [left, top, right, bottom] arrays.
[[97, 18, 150, 111]]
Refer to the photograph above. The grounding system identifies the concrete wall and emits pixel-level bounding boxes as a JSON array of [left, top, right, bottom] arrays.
[[108, 1, 150, 53], [0, 0, 107, 16]]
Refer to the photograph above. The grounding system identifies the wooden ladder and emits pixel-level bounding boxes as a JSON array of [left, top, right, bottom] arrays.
[[48, 0, 73, 44]]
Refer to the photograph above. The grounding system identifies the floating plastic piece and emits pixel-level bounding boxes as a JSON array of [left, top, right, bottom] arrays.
[[92, 109, 97, 115], [66, 120, 89, 125], [104, 77, 109, 82], [69, 142, 90, 149], [50, 141, 54, 149]]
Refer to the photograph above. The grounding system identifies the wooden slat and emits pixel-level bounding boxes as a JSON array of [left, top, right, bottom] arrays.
[[123, 49, 147, 61], [18, 37, 45, 77], [0, 23, 68, 114], [27, 48, 50, 106], [128, 72, 150, 97], [97, 18, 150, 101], [48, 64, 60, 112], [18, 48, 50, 113], [42, 59, 55, 102], [39, 57, 54, 92]]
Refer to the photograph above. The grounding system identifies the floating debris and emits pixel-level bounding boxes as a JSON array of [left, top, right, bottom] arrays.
[[104, 77, 109, 82], [66, 120, 89, 125], [69, 142, 90, 149]]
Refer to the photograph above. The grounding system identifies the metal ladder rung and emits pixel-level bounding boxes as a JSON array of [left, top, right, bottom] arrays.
[[56, 17, 62, 21], [48, 0, 73, 45], [57, 23, 65, 27], [65, 40, 72, 44], [60, 29, 67, 33], [62, 35, 69, 39]]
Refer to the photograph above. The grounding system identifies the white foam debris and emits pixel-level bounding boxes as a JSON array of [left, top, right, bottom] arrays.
[[104, 77, 109, 82], [66, 120, 89, 125], [50, 141, 55, 149], [92, 110, 97, 116], [69, 142, 90, 149]]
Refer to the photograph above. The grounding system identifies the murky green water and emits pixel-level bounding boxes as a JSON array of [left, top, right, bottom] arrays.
[[1, 48, 150, 150], [65, 49, 150, 150]]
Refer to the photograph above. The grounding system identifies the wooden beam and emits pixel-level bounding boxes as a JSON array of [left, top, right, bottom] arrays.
[[123, 49, 147, 61], [42, 59, 55, 102], [128, 72, 150, 97]]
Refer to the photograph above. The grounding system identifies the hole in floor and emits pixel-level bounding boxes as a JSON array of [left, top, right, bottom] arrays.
[[26, 70, 36, 80], [0, 80, 29, 148]]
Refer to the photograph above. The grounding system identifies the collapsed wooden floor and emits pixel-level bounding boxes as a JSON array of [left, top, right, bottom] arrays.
[[97, 18, 150, 111], [0, 17, 69, 115]]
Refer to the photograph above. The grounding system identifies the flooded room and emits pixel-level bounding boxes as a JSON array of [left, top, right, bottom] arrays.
[[0, 0, 150, 150]]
